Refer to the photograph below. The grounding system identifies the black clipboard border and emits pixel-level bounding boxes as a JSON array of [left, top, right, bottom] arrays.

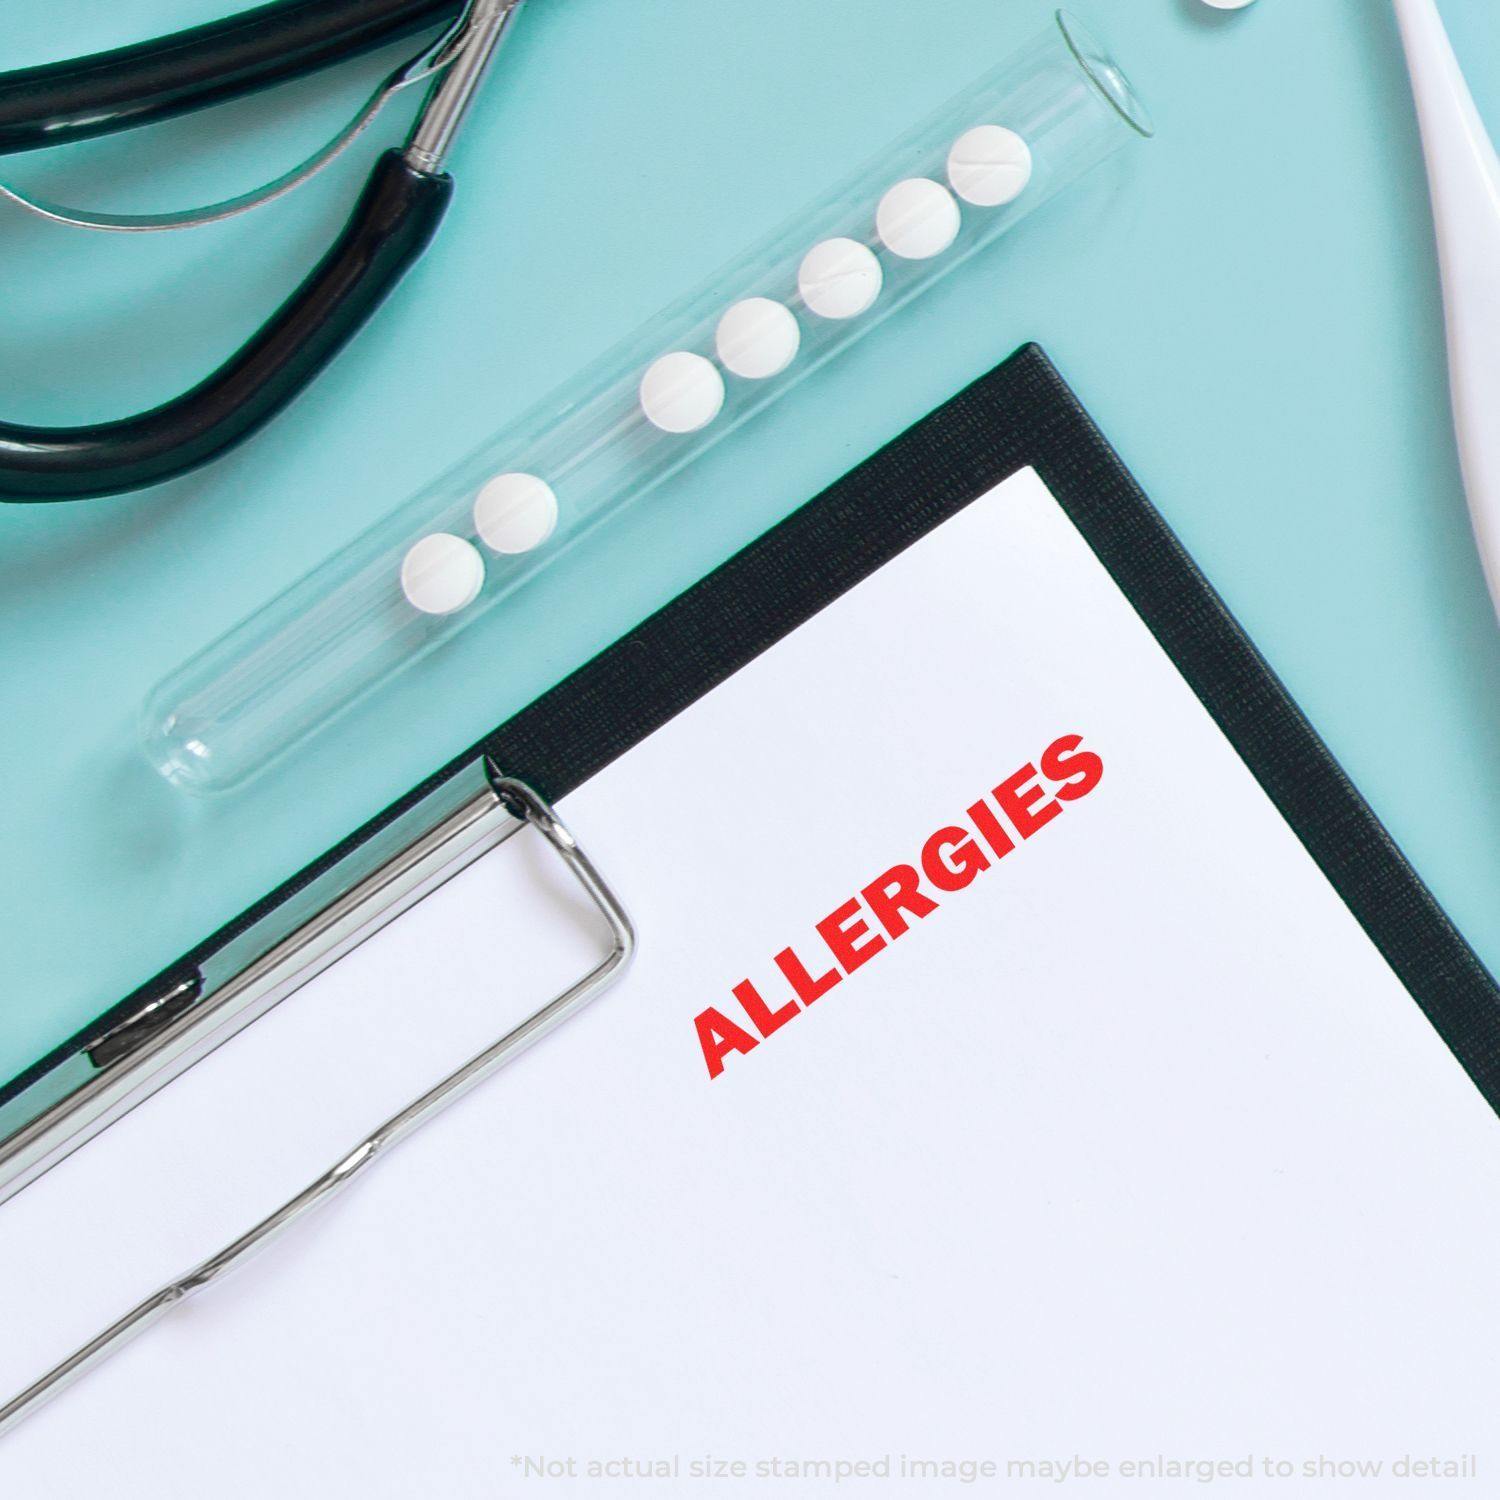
[[11, 344, 1500, 1115]]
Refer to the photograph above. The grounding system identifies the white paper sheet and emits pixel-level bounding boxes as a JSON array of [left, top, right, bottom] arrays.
[[4, 469, 1499, 1498]]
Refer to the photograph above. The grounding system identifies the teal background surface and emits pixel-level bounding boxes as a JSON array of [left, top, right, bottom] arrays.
[[5, 0, 1500, 1082]]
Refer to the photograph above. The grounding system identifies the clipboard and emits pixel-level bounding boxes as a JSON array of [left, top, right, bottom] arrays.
[[4, 343, 1499, 1436]]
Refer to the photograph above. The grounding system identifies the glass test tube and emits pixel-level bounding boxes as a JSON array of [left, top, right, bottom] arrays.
[[144, 10, 1153, 794]]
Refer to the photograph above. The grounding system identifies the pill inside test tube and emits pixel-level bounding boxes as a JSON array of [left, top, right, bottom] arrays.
[[716, 299, 802, 379], [142, 10, 1153, 794]]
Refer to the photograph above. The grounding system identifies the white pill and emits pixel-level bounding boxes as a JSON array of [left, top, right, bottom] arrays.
[[1200, 0, 1255, 7], [715, 298, 801, 379], [639, 350, 726, 433], [400, 532, 484, 615], [876, 178, 961, 260], [947, 125, 1033, 207], [474, 471, 558, 554], [797, 237, 883, 319]]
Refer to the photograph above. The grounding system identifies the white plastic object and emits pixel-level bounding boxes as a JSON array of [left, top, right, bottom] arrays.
[[399, 534, 484, 615], [144, 11, 1153, 793], [1394, 0, 1500, 622], [947, 125, 1033, 206], [716, 298, 801, 379], [638, 351, 726, 433], [876, 178, 962, 259], [797, 237, 884, 318], [473, 472, 558, 554]]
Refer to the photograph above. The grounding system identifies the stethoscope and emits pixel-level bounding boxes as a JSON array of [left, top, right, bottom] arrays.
[[0, 0, 519, 504]]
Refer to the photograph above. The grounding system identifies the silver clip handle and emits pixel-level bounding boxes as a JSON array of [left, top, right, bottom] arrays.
[[0, 769, 634, 1441]]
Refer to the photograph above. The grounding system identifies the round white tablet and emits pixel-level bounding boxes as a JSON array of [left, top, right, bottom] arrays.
[[473, 471, 558, 554], [400, 532, 484, 615], [1200, 0, 1255, 8], [715, 298, 801, 380], [876, 177, 961, 260], [946, 124, 1033, 207], [639, 350, 725, 433], [797, 237, 883, 319]]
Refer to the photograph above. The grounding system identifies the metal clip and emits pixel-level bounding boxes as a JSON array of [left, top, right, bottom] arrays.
[[0, 768, 634, 1440], [85, 973, 203, 1071]]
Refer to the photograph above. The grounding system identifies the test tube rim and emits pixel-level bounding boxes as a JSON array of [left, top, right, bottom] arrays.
[[1056, 9, 1156, 140]]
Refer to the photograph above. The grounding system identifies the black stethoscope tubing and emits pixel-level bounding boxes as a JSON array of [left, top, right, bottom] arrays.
[[0, 0, 472, 504]]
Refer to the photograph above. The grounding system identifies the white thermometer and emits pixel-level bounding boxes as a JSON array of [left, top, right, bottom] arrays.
[[1394, 0, 1500, 621]]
